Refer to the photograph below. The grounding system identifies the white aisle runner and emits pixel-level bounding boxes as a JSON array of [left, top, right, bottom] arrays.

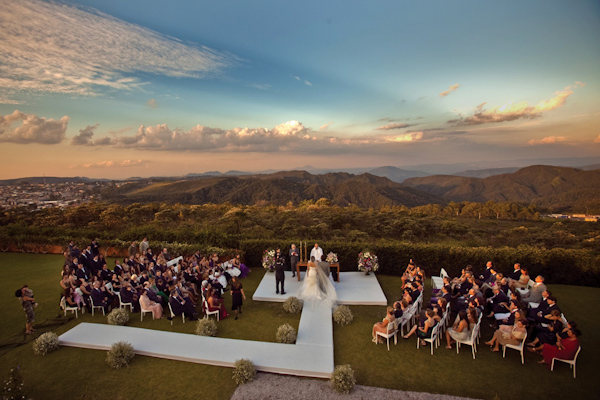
[[59, 271, 386, 378]]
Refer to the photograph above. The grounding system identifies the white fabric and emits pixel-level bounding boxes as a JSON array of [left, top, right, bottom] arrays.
[[310, 247, 323, 262], [223, 260, 241, 277], [296, 262, 337, 307]]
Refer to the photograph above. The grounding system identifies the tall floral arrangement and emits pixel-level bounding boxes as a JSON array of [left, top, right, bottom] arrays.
[[262, 249, 276, 271], [326, 252, 338, 263], [358, 251, 379, 274]]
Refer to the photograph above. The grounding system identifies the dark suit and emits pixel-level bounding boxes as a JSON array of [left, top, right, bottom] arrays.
[[274, 252, 286, 294], [509, 269, 522, 281], [289, 247, 299, 277]]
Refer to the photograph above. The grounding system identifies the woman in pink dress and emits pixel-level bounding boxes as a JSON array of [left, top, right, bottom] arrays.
[[139, 289, 163, 319]]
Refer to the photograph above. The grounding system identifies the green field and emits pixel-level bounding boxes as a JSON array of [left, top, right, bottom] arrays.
[[1, 253, 597, 400]]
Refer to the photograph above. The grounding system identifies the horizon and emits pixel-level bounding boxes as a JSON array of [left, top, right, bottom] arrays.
[[1, 0, 599, 180]]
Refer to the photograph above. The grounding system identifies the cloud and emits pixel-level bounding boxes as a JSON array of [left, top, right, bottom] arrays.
[[319, 122, 333, 131], [375, 123, 414, 131], [439, 83, 460, 97], [0, 110, 68, 144], [0, 0, 235, 96], [70, 159, 150, 169], [528, 136, 567, 145], [449, 82, 584, 126], [293, 75, 312, 86], [0, 97, 23, 105], [146, 99, 158, 109], [385, 132, 424, 142], [71, 124, 98, 145]]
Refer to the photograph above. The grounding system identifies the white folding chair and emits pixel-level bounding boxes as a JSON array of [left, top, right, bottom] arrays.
[[140, 307, 154, 321], [90, 297, 105, 316], [398, 310, 413, 337], [551, 346, 581, 378], [116, 292, 133, 312], [203, 300, 220, 321], [503, 331, 527, 364], [456, 323, 480, 359], [168, 302, 185, 325], [440, 268, 449, 279], [376, 322, 398, 351], [417, 323, 440, 355], [60, 296, 79, 318]]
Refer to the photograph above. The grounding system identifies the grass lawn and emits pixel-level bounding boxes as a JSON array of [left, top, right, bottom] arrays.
[[1, 253, 598, 399]]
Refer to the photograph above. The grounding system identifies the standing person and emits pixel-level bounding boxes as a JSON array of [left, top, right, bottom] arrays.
[[230, 276, 246, 320], [275, 248, 286, 295], [310, 243, 323, 263], [128, 241, 137, 258], [15, 285, 37, 335], [289, 244, 299, 278], [139, 237, 149, 255]]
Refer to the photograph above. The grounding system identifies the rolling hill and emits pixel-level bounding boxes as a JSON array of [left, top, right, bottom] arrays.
[[105, 171, 445, 208], [402, 165, 600, 212]]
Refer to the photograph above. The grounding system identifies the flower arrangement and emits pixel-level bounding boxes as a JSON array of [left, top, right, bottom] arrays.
[[232, 358, 256, 385], [107, 308, 130, 326], [326, 252, 338, 263], [262, 249, 276, 271], [358, 251, 379, 274], [333, 305, 354, 326], [195, 318, 218, 337], [283, 296, 303, 314], [32, 332, 60, 356], [106, 341, 135, 369], [2, 365, 27, 400], [276, 323, 297, 344], [330, 364, 356, 394]]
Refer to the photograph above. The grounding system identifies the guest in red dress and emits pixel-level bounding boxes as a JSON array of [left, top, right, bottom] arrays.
[[540, 328, 581, 367]]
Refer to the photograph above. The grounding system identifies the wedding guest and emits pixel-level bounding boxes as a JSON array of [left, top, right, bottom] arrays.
[[140, 289, 163, 319], [230, 276, 246, 320], [372, 306, 396, 343]]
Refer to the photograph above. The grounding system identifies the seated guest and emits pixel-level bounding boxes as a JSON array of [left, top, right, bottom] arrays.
[[233, 254, 251, 278], [486, 286, 509, 318], [527, 290, 552, 319], [90, 281, 110, 313], [392, 299, 406, 319], [401, 260, 416, 288], [445, 310, 470, 349], [372, 306, 396, 343], [432, 298, 447, 323], [522, 275, 547, 305], [530, 296, 560, 325], [558, 320, 577, 340], [139, 289, 163, 319], [120, 282, 139, 312], [508, 263, 522, 281], [100, 264, 112, 282], [110, 274, 122, 293], [539, 328, 582, 367], [527, 310, 563, 352], [509, 267, 530, 291], [485, 318, 528, 352], [169, 284, 197, 320], [207, 288, 229, 319], [403, 309, 437, 347]]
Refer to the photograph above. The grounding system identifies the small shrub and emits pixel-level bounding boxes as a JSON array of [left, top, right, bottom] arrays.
[[283, 296, 303, 314], [106, 341, 135, 369], [276, 323, 297, 344], [1, 366, 27, 400], [107, 308, 130, 326], [32, 332, 60, 356], [333, 305, 354, 326], [330, 364, 356, 394], [232, 358, 256, 385], [195, 318, 218, 337]]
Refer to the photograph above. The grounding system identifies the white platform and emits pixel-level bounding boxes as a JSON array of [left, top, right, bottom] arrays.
[[252, 271, 387, 306], [59, 271, 388, 378]]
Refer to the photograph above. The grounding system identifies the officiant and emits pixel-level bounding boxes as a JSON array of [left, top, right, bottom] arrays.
[[310, 243, 323, 263]]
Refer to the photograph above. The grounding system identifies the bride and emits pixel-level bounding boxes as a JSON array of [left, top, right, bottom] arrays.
[[296, 256, 337, 306]]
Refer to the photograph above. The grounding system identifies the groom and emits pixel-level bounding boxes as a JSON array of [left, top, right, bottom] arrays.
[[275, 248, 286, 295]]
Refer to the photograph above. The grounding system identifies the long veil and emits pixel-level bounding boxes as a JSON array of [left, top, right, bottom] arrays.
[[296, 262, 337, 308]]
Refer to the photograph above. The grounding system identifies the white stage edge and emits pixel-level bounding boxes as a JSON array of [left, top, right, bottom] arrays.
[[59, 271, 387, 378]]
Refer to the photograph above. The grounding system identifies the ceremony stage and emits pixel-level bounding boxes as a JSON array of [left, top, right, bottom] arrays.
[[59, 271, 387, 378]]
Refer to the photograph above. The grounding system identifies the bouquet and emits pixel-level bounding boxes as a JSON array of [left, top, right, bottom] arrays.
[[326, 252, 338, 263], [358, 251, 379, 273], [262, 249, 276, 271]]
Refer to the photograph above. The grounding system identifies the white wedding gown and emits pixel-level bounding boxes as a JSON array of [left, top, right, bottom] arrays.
[[296, 263, 337, 306]]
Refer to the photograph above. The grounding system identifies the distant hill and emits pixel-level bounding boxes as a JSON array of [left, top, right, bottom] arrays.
[[453, 167, 520, 178], [366, 166, 430, 182], [104, 171, 444, 208], [402, 165, 600, 212]]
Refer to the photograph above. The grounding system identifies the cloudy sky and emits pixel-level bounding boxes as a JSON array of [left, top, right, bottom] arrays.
[[0, 0, 599, 179]]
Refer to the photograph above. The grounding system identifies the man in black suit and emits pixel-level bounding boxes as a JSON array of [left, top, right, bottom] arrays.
[[90, 239, 100, 257], [289, 244, 299, 278], [508, 263, 522, 281], [274, 248, 286, 295]]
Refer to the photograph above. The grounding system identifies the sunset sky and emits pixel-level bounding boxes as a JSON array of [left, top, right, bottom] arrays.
[[1, 0, 599, 179]]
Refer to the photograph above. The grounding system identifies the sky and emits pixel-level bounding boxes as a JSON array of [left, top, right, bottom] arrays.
[[0, 0, 599, 179]]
